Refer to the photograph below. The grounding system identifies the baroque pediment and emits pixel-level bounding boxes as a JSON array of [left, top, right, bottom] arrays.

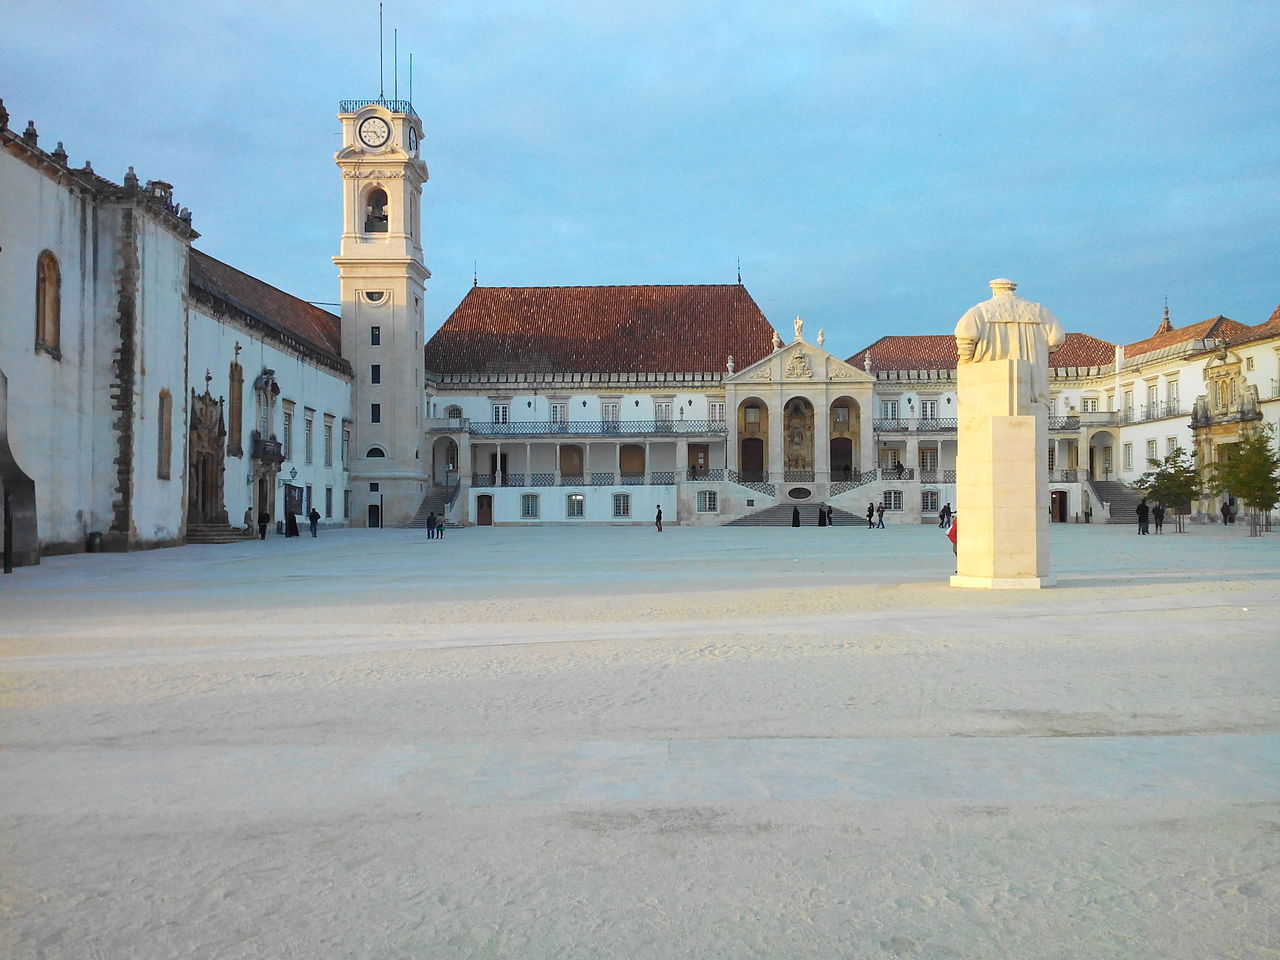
[[726, 341, 876, 385]]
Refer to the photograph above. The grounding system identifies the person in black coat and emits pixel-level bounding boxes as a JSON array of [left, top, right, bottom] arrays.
[[257, 510, 270, 540], [866, 502, 875, 528], [425, 511, 437, 539], [284, 511, 300, 538], [817, 504, 828, 527], [1152, 501, 1165, 534], [307, 508, 321, 537], [1136, 499, 1149, 535], [792, 506, 801, 527]]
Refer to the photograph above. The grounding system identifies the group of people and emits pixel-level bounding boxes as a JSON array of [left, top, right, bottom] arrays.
[[790, 505, 835, 526], [424, 512, 447, 539], [250, 508, 321, 539], [1134, 499, 1166, 535]]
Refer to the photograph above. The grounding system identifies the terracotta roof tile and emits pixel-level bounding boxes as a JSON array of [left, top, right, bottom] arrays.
[[1220, 305, 1280, 348], [845, 332, 1115, 372], [1122, 315, 1247, 359], [189, 249, 343, 360], [425, 285, 775, 375]]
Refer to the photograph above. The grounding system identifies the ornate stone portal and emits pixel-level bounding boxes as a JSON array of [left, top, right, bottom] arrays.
[[951, 279, 1063, 589], [188, 387, 229, 525]]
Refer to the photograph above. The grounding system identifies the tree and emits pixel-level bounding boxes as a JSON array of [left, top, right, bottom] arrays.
[[1202, 427, 1280, 515], [1134, 445, 1201, 515]]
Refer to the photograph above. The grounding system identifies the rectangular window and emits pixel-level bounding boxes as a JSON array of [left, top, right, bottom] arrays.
[[370, 403, 381, 424], [283, 410, 293, 460], [1146, 439, 1157, 463], [157, 390, 172, 480], [370, 326, 381, 346], [304, 411, 314, 464], [744, 405, 760, 425], [369, 482, 379, 492], [1167, 380, 1180, 407], [521, 493, 539, 519], [922, 490, 939, 513], [325, 486, 333, 518], [371, 364, 381, 384], [654, 401, 673, 423], [324, 423, 333, 467], [305, 484, 312, 512], [492, 403, 509, 423], [341, 428, 350, 468], [833, 405, 850, 425], [612, 493, 631, 517], [550, 402, 567, 424], [697, 490, 718, 512], [1245, 357, 1254, 371], [882, 490, 903, 511], [256, 391, 268, 434], [1081, 397, 1099, 413], [920, 448, 938, 472], [566, 493, 584, 518], [1146, 383, 1159, 411], [919, 399, 937, 419], [1123, 391, 1134, 419], [1048, 445, 1057, 471], [1103, 447, 1113, 473], [343, 489, 351, 519], [602, 402, 620, 422], [881, 400, 898, 419], [1167, 436, 1178, 456], [1123, 443, 1133, 470], [709, 401, 726, 423]]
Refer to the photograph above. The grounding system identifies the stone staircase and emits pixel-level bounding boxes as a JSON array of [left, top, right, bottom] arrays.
[[1091, 480, 1145, 524], [402, 485, 463, 529], [186, 522, 257, 544], [725, 505, 866, 527]]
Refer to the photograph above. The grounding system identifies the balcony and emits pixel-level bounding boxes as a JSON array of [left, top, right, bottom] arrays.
[[250, 434, 284, 464], [339, 98, 419, 118], [1123, 403, 1185, 425], [873, 417, 957, 433], [466, 419, 728, 438]]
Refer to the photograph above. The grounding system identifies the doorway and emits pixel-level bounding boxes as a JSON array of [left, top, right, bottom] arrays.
[[1051, 490, 1068, 523], [476, 494, 493, 526], [367, 504, 381, 528], [740, 437, 764, 478]]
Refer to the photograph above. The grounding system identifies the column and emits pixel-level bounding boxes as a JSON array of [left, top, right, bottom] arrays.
[[905, 434, 920, 481], [525, 442, 532, 486], [858, 401, 876, 475], [644, 439, 651, 483], [495, 442, 503, 486], [676, 438, 689, 480], [768, 397, 784, 483], [813, 397, 830, 481], [554, 442, 562, 485]]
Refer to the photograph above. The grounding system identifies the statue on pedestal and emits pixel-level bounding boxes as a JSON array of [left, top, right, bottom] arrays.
[[954, 279, 1064, 406]]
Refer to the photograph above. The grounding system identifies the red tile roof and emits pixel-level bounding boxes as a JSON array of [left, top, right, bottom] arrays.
[[1221, 305, 1280, 348], [425, 285, 775, 374], [189, 249, 344, 361], [1123, 315, 1247, 359], [845, 332, 1115, 372]]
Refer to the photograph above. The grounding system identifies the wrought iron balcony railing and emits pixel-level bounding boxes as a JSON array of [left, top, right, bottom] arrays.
[[339, 98, 419, 118], [251, 435, 284, 464], [468, 419, 727, 437]]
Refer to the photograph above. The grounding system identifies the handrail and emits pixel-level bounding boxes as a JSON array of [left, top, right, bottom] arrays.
[[468, 419, 727, 437]]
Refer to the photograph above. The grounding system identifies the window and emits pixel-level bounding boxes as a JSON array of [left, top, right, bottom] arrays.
[[256, 390, 268, 435], [157, 389, 172, 480], [1146, 439, 1157, 463], [343, 489, 351, 519], [371, 364, 381, 384], [492, 403, 509, 423], [341, 427, 351, 468], [1048, 445, 1056, 471], [227, 362, 244, 456], [521, 494, 539, 519], [566, 494, 584, 518], [371, 403, 381, 424], [920, 448, 938, 472], [323, 487, 333, 518], [922, 490, 939, 512], [1123, 443, 1133, 470], [304, 411, 314, 464], [370, 326, 381, 346], [445, 405, 463, 420], [1167, 436, 1178, 456], [919, 399, 937, 419], [35, 250, 61, 357], [744, 405, 761, 427], [282, 409, 293, 460], [370, 482, 379, 491], [654, 401, 673, 423], [366, 447, 386, 458], [602, 402, 620, 422], [1146, 384, 1159, 411], [833, 404, 850, 425], [709, 401, 726, 423], [305, 484, 313, 512], [1246, 357, 1254, 371], [1103, 447, 1113, 473], [612, 493, 631, 517], [881, 400, 898, 419], [324, 421, 333, 467], [1081, 397, 1099, 413], [1123, 390, 1134, 420], [882, 490, 903, 511], [550, 402, 567, 424], [364, 187, 389, 232], [1167, 380, 1180, 407], [697, 490, 718, 512]]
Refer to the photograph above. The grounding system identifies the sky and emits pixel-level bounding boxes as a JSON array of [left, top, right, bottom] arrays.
[[3, 0, 1277, 360]]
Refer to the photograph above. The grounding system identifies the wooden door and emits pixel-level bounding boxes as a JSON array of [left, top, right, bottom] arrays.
[[477, 494, 493, 526]]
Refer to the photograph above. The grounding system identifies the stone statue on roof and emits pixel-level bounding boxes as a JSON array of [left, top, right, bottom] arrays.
[[771, 330, 782, 351], [793, 315, 804, 342], [955, 278, 1064, 405]]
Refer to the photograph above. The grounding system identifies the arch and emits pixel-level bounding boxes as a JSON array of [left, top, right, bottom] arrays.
[[559, 444, 584, 477], [0, 366, 39, 566], [35, 250, 61, 357], [829, 395, 861, 478], [619, 443, 645, 476], [737, 397, 769, 480], [365, 446, 387, 458], [363, 186, 389, 233], [432, 436, 459, 483], [1086, 429, 1117, 480]]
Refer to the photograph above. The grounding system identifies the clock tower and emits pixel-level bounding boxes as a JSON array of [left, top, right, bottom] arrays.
[[334, 98, 429, 527]]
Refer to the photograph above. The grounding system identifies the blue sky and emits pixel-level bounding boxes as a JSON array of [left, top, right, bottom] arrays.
[[4, 0, 1277, 359]]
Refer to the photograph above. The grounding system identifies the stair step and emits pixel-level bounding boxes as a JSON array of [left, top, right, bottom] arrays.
[[725, 505, 866, 527]]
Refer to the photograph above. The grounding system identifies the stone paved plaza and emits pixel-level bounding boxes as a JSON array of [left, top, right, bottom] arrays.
[[2, 523, 1278, 958]]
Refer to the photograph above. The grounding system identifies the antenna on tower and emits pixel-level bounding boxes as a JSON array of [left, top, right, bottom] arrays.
[[409, 52, 413, 105], [473, 261, 478, 287], [393, 29, 398, 102], [736, 257, 742, 285], [378, 3, 385, 100]]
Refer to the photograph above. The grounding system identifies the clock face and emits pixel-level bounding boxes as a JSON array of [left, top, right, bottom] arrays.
[[358, 116, 391, 148]]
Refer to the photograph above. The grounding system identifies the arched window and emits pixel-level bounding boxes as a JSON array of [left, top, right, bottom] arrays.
[[364, 188, 389, 233], [157, 389, 173, 480], [35, 250, 61, 357], [445, 405, 463, 420], [366, 446, 387, 458]]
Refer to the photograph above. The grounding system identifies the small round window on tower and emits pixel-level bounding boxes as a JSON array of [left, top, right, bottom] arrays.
[[363, 290, 385, 303]]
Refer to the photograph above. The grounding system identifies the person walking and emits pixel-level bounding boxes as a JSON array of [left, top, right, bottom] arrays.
[[425, 511, 436, 539], [791, 506, 801, 527], [307, 507, 321, 538], [875, 503, 886, 529], [866, 502, 875, 529], [436, 515, 446, 539], [284, 510, 300, 538], [817, 504, 828, 527], [257, 509, 270, 541], [938, 502, 952, 529], [655, 505, 663, 533], [1136, 499, 1149, 535], [1152, 501, 1165, 534]]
